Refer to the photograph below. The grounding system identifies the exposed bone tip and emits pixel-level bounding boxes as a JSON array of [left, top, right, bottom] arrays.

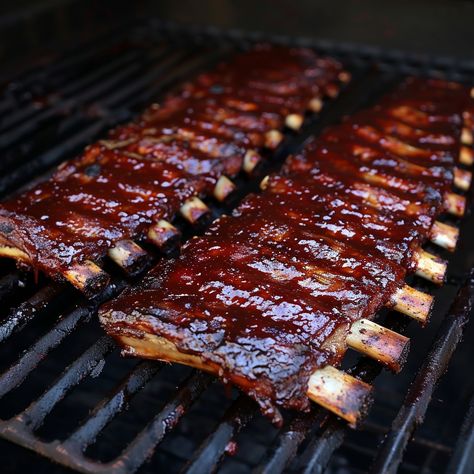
[[307, 366, 372, 426], [459, 146, 474, 166], [285, 113, 304, 131], [214, 175, 237, 202], [260, 175, 270, 191], [180, 197, 211, 226], [430, 221, 459, 252], [308, 97, 323, 113], [454, 167, 472, 191], [444, 192, 466, 217], [390, 284, 433, 324], [461, 127, 473, 146], [338, 71, 352, 84], [415, 249, 447, 286], [64, 260, 110, 297], [347, 319, 410, 373], [243, 149, 263, 174], [108, 240, 149, 275], [264, 130, 284, 149], [147, 219, 181, 252]]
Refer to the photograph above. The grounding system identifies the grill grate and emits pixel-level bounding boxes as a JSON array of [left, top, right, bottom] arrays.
[[0, 20, 473, 474]]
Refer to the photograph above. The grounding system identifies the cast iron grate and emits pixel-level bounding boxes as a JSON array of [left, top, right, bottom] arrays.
[[0, 20, 473, 474]]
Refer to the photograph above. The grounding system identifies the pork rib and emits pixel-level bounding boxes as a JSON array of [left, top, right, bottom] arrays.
[[0, 45, 346, 295], [99, 77, 472, 423]]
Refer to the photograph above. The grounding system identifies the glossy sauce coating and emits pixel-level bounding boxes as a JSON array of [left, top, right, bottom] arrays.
[[101, 77, 472, 422], [101, 191, 404, 420], [0, 145, 201, 271], [0, 45, 343, 281]]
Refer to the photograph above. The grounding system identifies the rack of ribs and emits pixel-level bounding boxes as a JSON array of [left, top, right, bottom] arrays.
[[99, 77, 473, 425], [0, 45, 348, 296]]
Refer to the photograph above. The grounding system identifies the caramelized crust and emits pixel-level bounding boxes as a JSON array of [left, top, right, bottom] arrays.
[[100, 77, 473, 421], [0, 45, 345, 286]]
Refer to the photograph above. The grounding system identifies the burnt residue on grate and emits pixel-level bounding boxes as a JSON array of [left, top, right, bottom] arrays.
[[0, 20, 474, 474]]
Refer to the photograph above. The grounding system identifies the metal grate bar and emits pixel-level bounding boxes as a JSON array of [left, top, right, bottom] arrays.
[[103, 47, 231, 113], [0, 47, 226, 198], [16, 335, 115, 431], [0, 46, 171, 153], [113, 371, 213, 474], [255, 410, 330, 474], [66, 360, 162, 451], [296, 419, 346, 474], [371, 269, 474, 474], [183, 395, 257, 474], [0, 119, 108, 196], [446, 392, 474, 474], [1, 22, 139, 95], [0, 283, 63, 342], [0, 281, 124, 397]]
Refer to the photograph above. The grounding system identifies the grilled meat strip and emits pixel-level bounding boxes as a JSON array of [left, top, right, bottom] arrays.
[[100, 77, 472, 422], [100, 193, 405, 423], [0, 45, 346, 293]]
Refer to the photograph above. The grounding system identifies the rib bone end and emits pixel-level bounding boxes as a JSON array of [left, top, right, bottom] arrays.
[[454, 167, 472, 191], [64, 260, 110, 297], [264, 130, 284, 149], [338, 71, 352, 83], [347, 319, 410, 372], [308, 97, 323, 113], [415, 249, 447, 285], [461, 127, 473, 146], [148, 220, 181, 252], [390, 284, 433, 324], [459, 146, 474, 166], [243, 150, 263, 174], [430, 221, 459, 252], [108, 240, 149, 275], [180, 197, 211, 226], [285, 114, 304, 131], [214, 175, 237, 202], [260, 175, 270, 191], [307, 366, 372, 426], [444, 192, 466, 217]]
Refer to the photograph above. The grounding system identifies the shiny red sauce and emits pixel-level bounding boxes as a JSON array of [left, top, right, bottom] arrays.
[[0, 45, 342, 278], [100, 77, 472, 422]]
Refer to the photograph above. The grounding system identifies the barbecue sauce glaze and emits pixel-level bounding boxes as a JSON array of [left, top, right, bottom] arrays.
[[0, 45, 343, 277], [100, 77, 472, 423]]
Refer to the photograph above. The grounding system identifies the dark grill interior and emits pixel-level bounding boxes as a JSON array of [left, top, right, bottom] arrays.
[[1, 20, 474, 474]]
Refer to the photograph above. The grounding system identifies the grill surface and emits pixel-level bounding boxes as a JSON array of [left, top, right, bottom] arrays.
[[0, 20, 474, 474]]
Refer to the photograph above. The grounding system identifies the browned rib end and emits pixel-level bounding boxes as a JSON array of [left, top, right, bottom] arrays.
[[64, 260, 110, 297], [389, 284, 433, 324], [108, 240, 149, 275], [347, 319, 410, 372], [430, 221, 459, 252], [147, 220, 181, 252], [307, 366, 372, 426], [414, 249, 447, 285]]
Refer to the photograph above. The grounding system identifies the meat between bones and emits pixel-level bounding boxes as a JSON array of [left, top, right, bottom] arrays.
[[100, 77, 473, 425]]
